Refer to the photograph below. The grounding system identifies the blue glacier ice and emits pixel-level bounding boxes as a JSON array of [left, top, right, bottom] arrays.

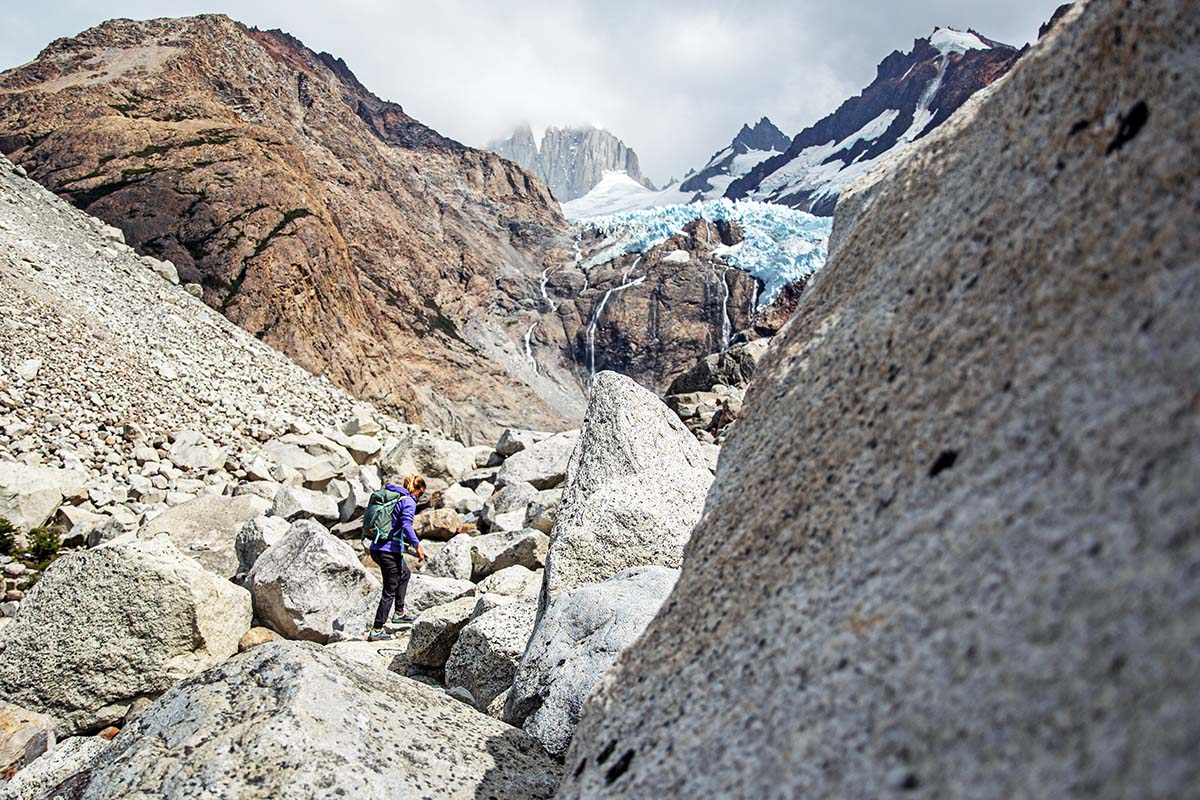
[[579, 198, 832, 306]]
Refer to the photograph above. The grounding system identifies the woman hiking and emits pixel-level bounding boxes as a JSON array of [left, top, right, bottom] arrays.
[[367, 474, 427, 642]]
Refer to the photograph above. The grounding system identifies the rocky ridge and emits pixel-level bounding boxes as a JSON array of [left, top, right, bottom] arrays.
[[0, 15, 581, 442], [489, 125, 655, 202], [725, 27, 1021, 214]]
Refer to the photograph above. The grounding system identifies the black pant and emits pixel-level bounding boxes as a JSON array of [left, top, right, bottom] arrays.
[[372, 549, 411, 629]]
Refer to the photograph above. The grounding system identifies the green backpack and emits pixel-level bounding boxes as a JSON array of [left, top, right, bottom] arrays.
[[362, 488, 405, 545]]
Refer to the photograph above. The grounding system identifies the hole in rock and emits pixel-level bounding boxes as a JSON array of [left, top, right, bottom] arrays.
[[1106, 100, 1149, 155], [928, 450, 959, 478], [605, 749, 636, 785]]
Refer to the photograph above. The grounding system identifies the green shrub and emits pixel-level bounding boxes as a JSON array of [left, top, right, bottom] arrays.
[[0, 517, 14, 556], [27, 526, 61, 562]]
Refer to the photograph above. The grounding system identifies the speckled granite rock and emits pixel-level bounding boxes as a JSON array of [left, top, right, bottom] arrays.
[[0, 538, 250, 734], [53, 641, 560, 799], [559, 2, 1200, 797]]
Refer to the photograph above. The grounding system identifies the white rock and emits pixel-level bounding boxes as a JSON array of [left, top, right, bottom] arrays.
[[506, 566, 678, 757], [62, 642, 560, 798], [478, 565, 542, 597], [247, 520, 378, 643], [0, 537, 251, 734], [1, 734, 108, 800], [270, 485, 340, 525], [379, 431, 475, 482], [495, 429, 579, 490], [233, 515, 290, 577], [15, 359, 41, 381], [138, 494, 271, 578], [495, 428, 552, 457], [470, 529, 549, 580], [0, 463, 88, 530], [168, 430, 226, 473]]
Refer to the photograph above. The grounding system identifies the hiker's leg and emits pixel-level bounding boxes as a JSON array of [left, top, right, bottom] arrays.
[[372, 550, 399, 629], [395, 554, 412, 613]]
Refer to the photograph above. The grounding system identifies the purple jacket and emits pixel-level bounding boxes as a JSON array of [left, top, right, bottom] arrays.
[[371, 485, 419, 553]]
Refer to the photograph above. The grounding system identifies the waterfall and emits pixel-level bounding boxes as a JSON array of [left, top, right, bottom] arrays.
[[524, 322, 538, 374], [586, 273, 646, 379], [748, 280, 760, 320], [539, 268, 555, 311], [719, 269, 732, 352]]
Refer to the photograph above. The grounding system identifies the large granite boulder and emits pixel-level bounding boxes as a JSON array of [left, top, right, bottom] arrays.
[[542, 371, 711, 604], [406, 597, 477, 669], [506, 567, 677, 758], [0, 463, 87, 531], [469, 528, 548, 580], [380, 431, 475, 483], [495, 429, 578, 490], [52, 642, 560, 798], [0, 538, 250, 733], [558, 4, 1200, 797], [446, 596, 538, 711], [424, 533, 474, 581], [138, 494, 271, 578], [247, 520, 377, 643]]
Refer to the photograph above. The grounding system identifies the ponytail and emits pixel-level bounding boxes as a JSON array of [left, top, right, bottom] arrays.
[[401, 475, 426, 496]]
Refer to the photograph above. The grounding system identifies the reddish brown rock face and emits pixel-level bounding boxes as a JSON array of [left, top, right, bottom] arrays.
[[0, 15, 572, 442]]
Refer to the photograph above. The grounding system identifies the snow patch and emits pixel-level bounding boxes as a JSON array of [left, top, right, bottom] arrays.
[[662, 249, 691, 263], [930, 28, 988, 55]]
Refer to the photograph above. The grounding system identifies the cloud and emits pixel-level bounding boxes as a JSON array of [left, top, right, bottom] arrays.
[[0, 0, 1064, 183]]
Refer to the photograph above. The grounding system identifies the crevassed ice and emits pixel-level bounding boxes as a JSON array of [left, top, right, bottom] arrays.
[[580, 198, 831, 306]]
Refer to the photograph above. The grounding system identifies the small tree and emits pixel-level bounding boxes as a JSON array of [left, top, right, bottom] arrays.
[[27, 526, 61, 563], [0, 517, 14, 557]]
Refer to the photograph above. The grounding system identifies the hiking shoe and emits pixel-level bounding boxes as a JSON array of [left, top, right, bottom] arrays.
[[390, 611, 417, 625], [367, 628, 394, 642]]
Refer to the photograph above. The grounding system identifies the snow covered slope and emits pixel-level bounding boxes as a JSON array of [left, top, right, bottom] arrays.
[[562, 171, 690, 219], [725, 27, 1021, 215], [489, 125, 654, 202], [579, 198, 831, 305], [678, 117, 792, 199]]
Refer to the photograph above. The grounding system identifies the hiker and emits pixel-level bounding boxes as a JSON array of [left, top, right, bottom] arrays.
[[364, 474, 427, 642]]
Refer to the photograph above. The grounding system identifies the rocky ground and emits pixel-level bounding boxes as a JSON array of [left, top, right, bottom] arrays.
[[2, 0, 1196, 797], [0, 147, 723, 794]]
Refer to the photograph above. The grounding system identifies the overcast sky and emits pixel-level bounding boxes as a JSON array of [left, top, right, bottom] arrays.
[[1, 1, 1063, 183]]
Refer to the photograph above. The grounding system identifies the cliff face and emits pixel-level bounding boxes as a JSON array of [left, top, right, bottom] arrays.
[[489, 125, 655, 202], [726, 28, 1022, 215], [0, 15, 578, 443]]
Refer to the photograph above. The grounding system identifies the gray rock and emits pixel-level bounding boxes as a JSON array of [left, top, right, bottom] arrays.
[[523, 488, 561, 534], [247, 520, 378, 643], [234, 515, 290, 577], [478, 565, 542, 597], [57, 642, 560, 798], [168, 429, 226, 473], [424, 533, 474, 581], [495, 428, 552, 457], [495, 429, 578, 490], [506, 567, 677, 757], [446, 597, 538, 711], [459, 466, 499, 490], [0, 538, 250, 734], [542, 371, 711, 603], [1, 734, 108, 800], [406, 597, 478, 668], [269, 485, 340, 525], [326, 638, 407, 673], [666, 337, 769, 394], [0, 463, 88, 530], [404, 573, 476, 614], [138, 494, 271, 578], [470, 529, 548, 580], [482, 482, 538, 529], [558, 5, 1200, 797], [379, 431, 474, 482]]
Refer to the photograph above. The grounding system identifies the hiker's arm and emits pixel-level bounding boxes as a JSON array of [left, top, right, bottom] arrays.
[[400, 498, 421, 555]]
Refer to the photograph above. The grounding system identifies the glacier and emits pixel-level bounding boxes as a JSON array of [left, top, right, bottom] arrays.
[[576, 198, 831, 306]]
